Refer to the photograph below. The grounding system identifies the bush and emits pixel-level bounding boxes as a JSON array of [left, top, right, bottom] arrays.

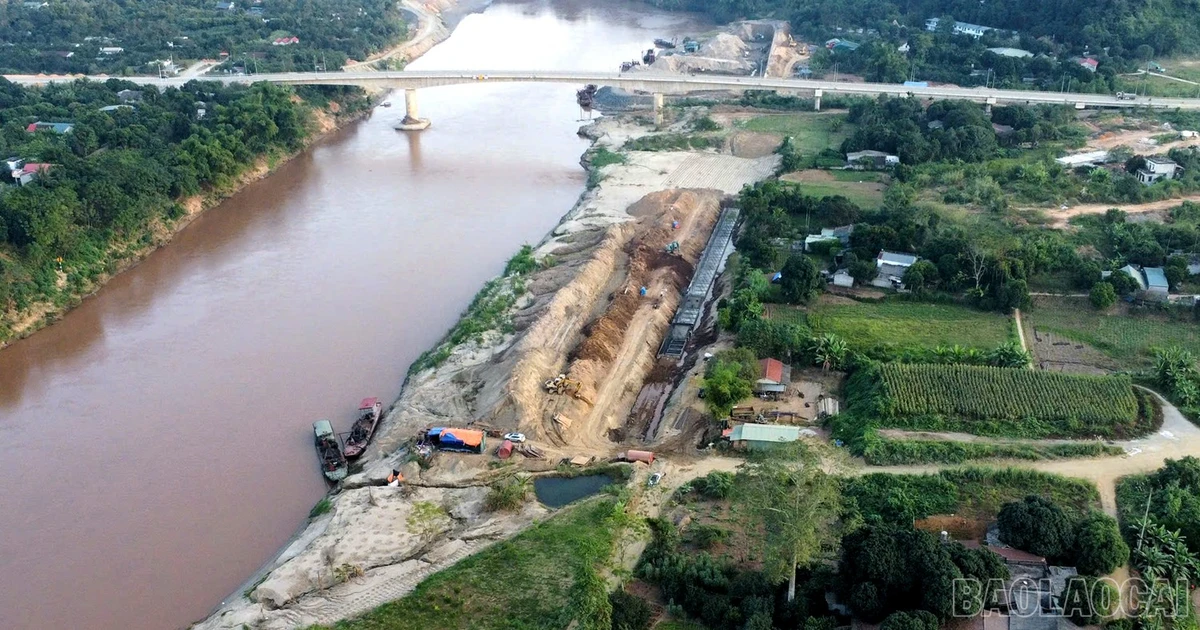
[[1073, 512, 1129, 576], [609, 588, 653, 630], [997, 496, 1075, 561], [689, 524, 732, 549], [881, 610, 940, 630], [692, 116, 721, 132], [691, 471, 735, 499], [1061, 576, 1117, 625], [485, 476, 530, 511], [309, 497, 332, 518], [1090, 282, 1117, 309]]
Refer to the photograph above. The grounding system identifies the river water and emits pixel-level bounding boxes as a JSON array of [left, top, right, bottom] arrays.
[[0, 1, 708, 628]]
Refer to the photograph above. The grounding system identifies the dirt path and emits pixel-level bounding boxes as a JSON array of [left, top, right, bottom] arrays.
[[1013, 308, 1032, 368], [876, 429, 1101, 447], [1042, 195, 1200, 228], [342, 0, 449, 71], [865, 389, 1200, 496]]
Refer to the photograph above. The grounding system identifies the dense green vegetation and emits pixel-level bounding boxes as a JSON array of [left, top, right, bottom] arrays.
[[863, 363, 1141, 432], [0, 78, 366, 340], [843, 467, 1100, 524], [861, 437, 1122, 466], [0, 0, 407, 75], [836, 524, 1009, 621], [645, 0, 1200, 96], [314, 498, 622, 630], [1115, 459, 1200, 630], [623, 133, 723, 152]]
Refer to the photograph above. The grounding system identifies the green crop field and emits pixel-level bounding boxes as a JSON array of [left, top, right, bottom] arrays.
[[1028, 297, 1200, 366], [847, 363, 1150, 439], [739, 112, 849, 154], [801, 300, 1013, 350]]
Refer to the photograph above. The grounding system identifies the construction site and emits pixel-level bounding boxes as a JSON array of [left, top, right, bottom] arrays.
[[193, 108, 779, 628]]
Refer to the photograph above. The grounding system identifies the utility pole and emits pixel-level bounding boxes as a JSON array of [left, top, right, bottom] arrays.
[[1137, 489, 1154, 553]]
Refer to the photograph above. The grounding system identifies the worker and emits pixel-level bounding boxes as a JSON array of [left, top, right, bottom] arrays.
[[387, 469, 403, 487]]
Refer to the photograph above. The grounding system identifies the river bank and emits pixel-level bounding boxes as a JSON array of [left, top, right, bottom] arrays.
[[193, 106, 777, 628], [0, 0, 489, 351]]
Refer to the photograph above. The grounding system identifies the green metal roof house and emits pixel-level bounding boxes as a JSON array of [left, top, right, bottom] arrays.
[[727, 423, 804, 450]]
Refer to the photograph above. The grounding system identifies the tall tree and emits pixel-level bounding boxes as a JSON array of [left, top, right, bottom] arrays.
[[736, 442, 841, 602]]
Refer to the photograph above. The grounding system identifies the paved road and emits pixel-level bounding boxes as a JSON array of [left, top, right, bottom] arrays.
[[8, 69, 1200, 110]]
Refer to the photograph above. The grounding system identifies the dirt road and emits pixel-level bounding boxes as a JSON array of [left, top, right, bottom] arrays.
[[1042, 194, 1200, 227], [342, 0, 451, 71]]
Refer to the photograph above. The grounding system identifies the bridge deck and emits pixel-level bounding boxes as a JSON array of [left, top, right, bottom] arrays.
[[7, 70, 1200, 110]]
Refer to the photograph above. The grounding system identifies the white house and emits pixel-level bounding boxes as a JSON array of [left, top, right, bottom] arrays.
[[99, 47, 124, 55], [804, 225, 854, 251], [1137, 157, 1180, 185], [925, 18, 993, 38], [832, 269, 855, 288], [872, 251, 919, 289]]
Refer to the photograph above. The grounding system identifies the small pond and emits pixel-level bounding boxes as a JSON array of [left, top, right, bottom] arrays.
[[533, 474, 615, 508]]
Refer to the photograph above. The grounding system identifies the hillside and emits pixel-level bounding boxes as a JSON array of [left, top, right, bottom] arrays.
[[0, 0, 406, 75]]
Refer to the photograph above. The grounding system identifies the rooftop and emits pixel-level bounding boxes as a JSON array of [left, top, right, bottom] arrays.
[[878, 250, 918, 267], [728, 423, 803, 443], [1144, 266, 1169, 290], [759, 358, 785, 384], [987, 47, 1033, 58]]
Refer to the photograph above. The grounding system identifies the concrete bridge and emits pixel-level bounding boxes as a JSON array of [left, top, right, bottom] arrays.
[[10, 69, 1200, 129]]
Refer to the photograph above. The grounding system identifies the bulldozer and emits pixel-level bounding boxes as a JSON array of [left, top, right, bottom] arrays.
[[544, 374, 593, 405], [544, 373, 583, 396]]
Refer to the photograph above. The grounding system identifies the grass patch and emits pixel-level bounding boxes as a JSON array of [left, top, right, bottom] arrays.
[[784, 180, 884, 208], [861, 436, 1124, 465], [408, 246, 544, 375], [309, 497, 332, 518], [1028, 296, 1200, 367], [739, 112, 849, 154], [623, 133, 722, 152], [844, 467, 1101, 523], [588, 146, 626, 168], [796, 299, 1013, 351], [314, 499, 623, 630]]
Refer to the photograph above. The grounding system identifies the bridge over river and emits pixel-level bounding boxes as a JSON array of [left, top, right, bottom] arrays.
[[9, 69, 1200, 129]]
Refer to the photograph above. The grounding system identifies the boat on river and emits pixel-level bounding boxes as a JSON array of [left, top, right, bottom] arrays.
[[313, 420, 348, 482], [343, 397, 383, 459]]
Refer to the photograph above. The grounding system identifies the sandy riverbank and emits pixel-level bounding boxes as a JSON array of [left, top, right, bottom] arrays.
[[193, 109, 778, 628]]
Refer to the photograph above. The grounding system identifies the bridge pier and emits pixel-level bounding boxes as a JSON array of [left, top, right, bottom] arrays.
[[653, 93, 665, 127], [813, 89, 822, 112], [395, 88, 431, 131], [984, 97, 997, 115]]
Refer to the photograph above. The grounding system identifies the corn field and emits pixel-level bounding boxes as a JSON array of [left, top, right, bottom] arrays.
[[877, 364, 1139, 424]]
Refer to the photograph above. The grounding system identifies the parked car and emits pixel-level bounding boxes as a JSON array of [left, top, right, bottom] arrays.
[[648, 472, 665, 486], [503, 432, 526, 443]]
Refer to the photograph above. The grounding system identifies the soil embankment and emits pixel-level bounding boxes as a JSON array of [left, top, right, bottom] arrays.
[[194, 115, 777, 629]]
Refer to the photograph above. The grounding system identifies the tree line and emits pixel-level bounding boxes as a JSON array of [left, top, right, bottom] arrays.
[[0, 0, 407, 75], [0, 77, 367, 337]]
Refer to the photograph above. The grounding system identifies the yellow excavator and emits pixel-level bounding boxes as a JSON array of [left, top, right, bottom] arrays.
[[544, 374, 593, 404]]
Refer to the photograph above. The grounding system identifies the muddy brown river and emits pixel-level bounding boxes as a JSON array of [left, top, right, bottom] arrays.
[[0, 1, 709, 628]]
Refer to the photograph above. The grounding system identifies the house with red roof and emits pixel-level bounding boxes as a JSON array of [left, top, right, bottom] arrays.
[[754, 358, 791, 395], [11, 162, 51, 186], [1076, 57, 1099, 72], [272, 36, 300, 46]]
